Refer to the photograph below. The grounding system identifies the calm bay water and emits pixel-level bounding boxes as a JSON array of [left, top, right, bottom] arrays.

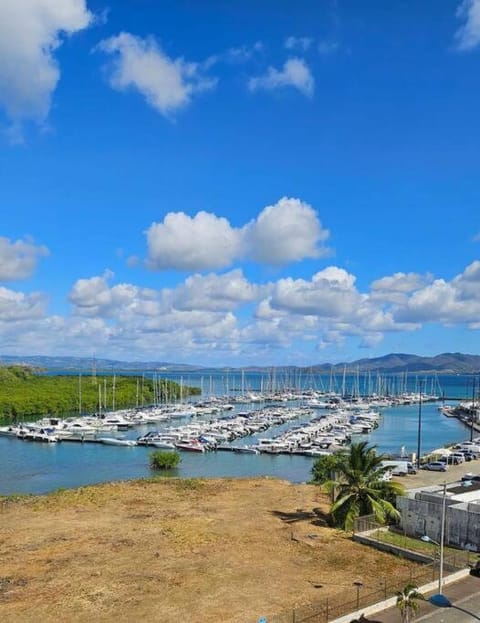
[[0, 373, 476, 495]]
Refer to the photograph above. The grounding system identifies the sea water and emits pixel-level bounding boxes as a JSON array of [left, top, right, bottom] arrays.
[[0, 373, 476, 495]]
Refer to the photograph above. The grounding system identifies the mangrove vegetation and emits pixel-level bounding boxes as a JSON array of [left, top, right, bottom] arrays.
[[0, 365, 200, 424]]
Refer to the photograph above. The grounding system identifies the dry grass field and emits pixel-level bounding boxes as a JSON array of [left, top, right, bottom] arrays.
[[0, 477, 420, 623]]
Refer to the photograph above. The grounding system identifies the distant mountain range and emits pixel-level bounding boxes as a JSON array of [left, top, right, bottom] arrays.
[[307, 352, 480, 374], [0, 352, 479, 374], [0, 355, 200, 372]]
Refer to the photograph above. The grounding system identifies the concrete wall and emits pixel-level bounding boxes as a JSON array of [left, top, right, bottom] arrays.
[[397, 495, 480, 552], [353, 531, 434, 564]]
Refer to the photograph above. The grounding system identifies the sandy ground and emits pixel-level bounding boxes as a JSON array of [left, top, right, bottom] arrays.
[[0, 477, 425, 623]]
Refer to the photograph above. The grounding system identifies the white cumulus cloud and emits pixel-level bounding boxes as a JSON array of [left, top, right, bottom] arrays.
[[0, 287, 47, 321], [248, 58, 314, 97], [370, 271, 432, 304], [173, 270, 263, 312], [269, 267, 362, 317], [146, 211, 241, 271], [0, 236, 49, 281], [455, 0, 480, 50], [371, 272, 428, 293], [68, 270, 158, 318], [97, 32, 216, 117], [245, 197, 330, 264], [393, 261, 480, 326], [0, 0, 92, 137], [144, 197, 330, 271]]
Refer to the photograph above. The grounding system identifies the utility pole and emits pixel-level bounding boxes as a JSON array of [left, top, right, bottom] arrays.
[[471, 377, 477, 442], [439, 482, 447, 594]]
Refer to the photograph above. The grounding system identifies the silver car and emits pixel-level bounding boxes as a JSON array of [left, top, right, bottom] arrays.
[[424, 462, 448, 471]]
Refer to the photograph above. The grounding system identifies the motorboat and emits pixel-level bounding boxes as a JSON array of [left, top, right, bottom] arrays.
[[98, 437, 137, 446]]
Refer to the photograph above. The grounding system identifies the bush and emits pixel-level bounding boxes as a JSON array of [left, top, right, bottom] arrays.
[[149, 450, 181, 470]]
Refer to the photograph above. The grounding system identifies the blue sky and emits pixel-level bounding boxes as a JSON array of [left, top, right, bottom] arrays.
[[0, 0, 480, 367]]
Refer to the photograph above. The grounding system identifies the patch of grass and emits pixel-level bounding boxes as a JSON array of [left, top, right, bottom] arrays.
[[149, 450, 181, 470], [373, 529, 460, 557], [174, 478, 204, 491], [0, 493, 33, 505]]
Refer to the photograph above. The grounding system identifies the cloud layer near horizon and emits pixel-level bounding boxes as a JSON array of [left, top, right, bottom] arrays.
[[1, 213, 480, 364]]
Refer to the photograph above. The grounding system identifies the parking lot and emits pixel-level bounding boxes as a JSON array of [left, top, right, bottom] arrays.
[[396, 458, 480, 489]]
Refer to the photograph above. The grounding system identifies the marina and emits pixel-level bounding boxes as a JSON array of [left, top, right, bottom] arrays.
[[0, 372, 477, 495]]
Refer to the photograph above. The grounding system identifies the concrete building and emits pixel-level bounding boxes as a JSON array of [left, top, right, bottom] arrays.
[[397, 480, 480, 552]]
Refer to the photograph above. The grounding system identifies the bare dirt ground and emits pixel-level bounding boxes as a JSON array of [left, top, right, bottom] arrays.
[[0, 477, 422, 623]]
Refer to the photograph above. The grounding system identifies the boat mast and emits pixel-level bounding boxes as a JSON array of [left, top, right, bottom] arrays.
[[104, 378, 107, 413], [78, 373, 82, 415]]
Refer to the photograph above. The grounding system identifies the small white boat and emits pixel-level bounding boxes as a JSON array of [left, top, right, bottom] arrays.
[[19, 427, 59, 443], [175, 441, 205, 452], [151, 440, 176, 449], [0, 426, 23, 437], [98, 437, 137, 447], [233, 445, 260, 454]]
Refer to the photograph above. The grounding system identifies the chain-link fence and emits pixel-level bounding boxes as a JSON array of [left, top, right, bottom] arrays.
[[266, 555, 469, 623], [264, 515, 473, 623]]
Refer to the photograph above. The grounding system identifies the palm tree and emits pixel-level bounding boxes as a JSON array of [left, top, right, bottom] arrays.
[[323, 441, 405, 530], [396, 583, 424, 623]]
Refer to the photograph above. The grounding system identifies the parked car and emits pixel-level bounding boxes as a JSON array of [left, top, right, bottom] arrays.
[[458, 450, 477, 461], [439, 455, 463, 465], [459, 442, 480, 453], [423, 462, 448, 471], [451, 452, 466, 463]]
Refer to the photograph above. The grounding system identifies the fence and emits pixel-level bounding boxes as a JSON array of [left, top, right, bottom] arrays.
[[264, 516, 473, 623]]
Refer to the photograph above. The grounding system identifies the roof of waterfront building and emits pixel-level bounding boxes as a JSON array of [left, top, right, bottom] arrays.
[[405, 479, 480, 506]]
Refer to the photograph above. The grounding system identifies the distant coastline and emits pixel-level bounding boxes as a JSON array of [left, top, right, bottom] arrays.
[[1, 351, 479, 375]]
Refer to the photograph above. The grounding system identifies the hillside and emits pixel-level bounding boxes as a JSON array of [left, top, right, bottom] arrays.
[[1, 352, 479, 375], [310, 352, 480, 374], [0, 355, 201, 372]]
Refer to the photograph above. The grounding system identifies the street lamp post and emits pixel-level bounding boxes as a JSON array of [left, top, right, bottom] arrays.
[[428, 594, 480, 621], [471, 377, 477, 443], [416, 380, 424, 470], [421, 482, 447, 594]]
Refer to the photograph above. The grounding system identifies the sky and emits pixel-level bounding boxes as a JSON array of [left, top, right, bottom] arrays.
[[0, 0, 480, 367]]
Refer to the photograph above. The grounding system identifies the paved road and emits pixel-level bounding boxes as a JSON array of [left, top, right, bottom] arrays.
[[373, 575, 480, 622]]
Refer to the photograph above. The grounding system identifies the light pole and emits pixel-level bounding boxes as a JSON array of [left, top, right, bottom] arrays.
[[471, 377, 477, 443], [421, 481, 447, 594], [428, 594, 480, 620], [416, 380, 424, 470]]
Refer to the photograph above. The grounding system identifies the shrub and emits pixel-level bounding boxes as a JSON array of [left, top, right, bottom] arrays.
[[149, 450, 181, 470]]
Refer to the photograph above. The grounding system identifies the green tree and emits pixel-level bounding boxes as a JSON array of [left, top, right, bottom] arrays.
[[0, 367, 200, 423], [396, 583, 424, 623], [311, 453, 346, 484], [323, 441, 405, 531]]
